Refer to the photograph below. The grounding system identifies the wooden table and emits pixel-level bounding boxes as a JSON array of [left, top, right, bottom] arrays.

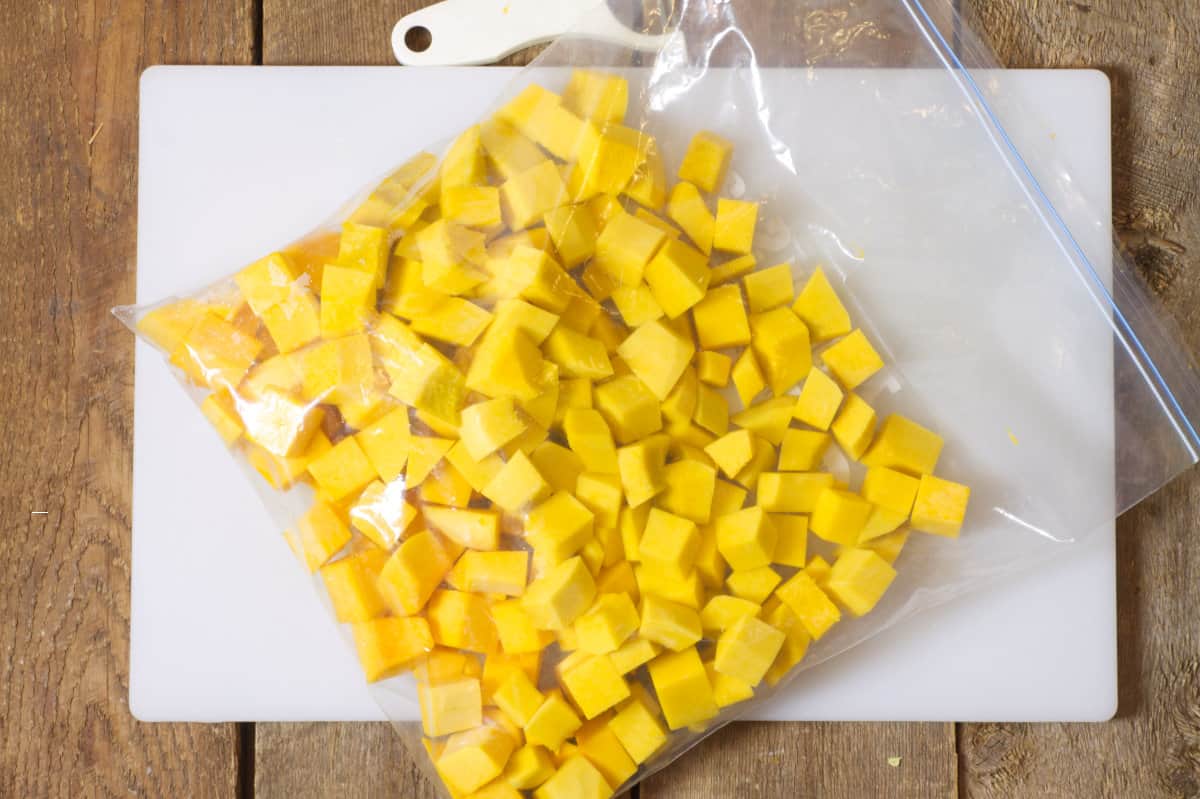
[[3, 1, 1198, 796]]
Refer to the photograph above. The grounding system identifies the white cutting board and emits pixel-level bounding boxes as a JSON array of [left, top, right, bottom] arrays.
[[131, 67, 1116, 722]]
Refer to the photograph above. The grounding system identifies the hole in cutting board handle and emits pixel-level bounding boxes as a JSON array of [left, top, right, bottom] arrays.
[[404, 25, 432, 53]]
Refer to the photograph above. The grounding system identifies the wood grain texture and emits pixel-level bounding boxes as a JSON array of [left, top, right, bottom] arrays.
[[256, 723, 440, 799], [958, 1, 1200, 797], [0, 1, 252, 796], [263, 0, 547, 65], [641, 721, 958, 798]]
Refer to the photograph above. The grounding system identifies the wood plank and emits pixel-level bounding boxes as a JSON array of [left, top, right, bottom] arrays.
[[641, 722, 957, 798], [0, 0, 253, 796], [263, 0, 547, 65], [255, 723, 441, 799], [958, 1, 1200, 796]]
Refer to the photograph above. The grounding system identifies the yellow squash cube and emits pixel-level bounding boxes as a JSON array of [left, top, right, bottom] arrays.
[[529, 441, 585, 494], [745, 265, 796, 317], [307, 436, 378, 502], [725, 566, 782, 604], [467, 327, 545, 401], [575, 593, 640, 654], [829, 391, 876, 460], [793, 368, 844, 431], [592, 209, 667, 286], [298, 496, 365, 569], [704, 429, 755, 480], [382, 341, 466, 427], [678, 130, 733, 193], [770, 513, 809, 568], [749, 306, 812, 396], [715, 506, 778, 571], [494, 669, 545, 726], [260, 290, 321, 354], [563, 69, 628, 124], [757, 472, 834, 513], [647, 647, 719, 730], [483, 451, 551, 513], [377, 529, 457, 615], [732, 434, 777, 492], [638, 508, 701, 580], [616, 319, 694, 400], [618, 504, 649, 563], [417, 220, 489, 294], [696, 351, 732, 386], [692, 383, 729, 436], [861, 414, 944, 476], [713, 614, 785, 686], [610, 282, 664, 327], [352, 616, 433, 682], [440, 125, 486, 189], [503, 744, 556, 791], [636, 565, 705, 609], [713, 198, 758, 254], [761, 601, 812, 687], [707, 663, 755, 708], [563, 408, 619, 474], [638, 594, 702, 652], [200, 390, 243, 446], [493, 599, 555, 654], [710, 252, 758, 285], [524, 693, 583, 751], [809, 488, 874, 546], [699, 594, 760, 634], [730, 348, 766, 406], [405, 435, 455, 487], [170, 310, 262, 389], [624, 144, 668, 210], [593, 375, 662, 443], [493, 298, 560, 344], [437, 725, 517, 795], [692, 284, 750, 349], [574, 123, 650, 199], [427, 589, 499, 653], [354, 406, 410, 482], [861, 466, 920, 517], [910, 474, 971, 537], [657, 459, 716, 524], [616, 434, 670, 507], [234, 251, 302, 316], [543, 203, 598, 268], [575, 716, 637, 788], [821, 328, 884, 390], [643, 237, 710, 319], [660, 366, 698, 423], [608, 692, 667, 764], [792, 267, 851, 342], [532, 755, 612, 799], [825, 548, 897, 616], [321, 549, 388, 623], [528, 489, 597, 563], [575, 472, 623, 529], [410, 295, 493, 347], [419, 676, 483, 737], [460, 550, 529, 595], [608, 636, 659, 675], [775, 571, 841, 639], [560, 654, 630, 719], [460, 397, 529, 460], [501, 159, 568, 231], [522, 556, 597, 630], [425, 505, 502, 551], [442, 184, 503, 228], [544, 327, 613, 380], [778, 429, 832, 471], [692, 524, 727, 589], [480, 117, 546, 180], [666, 181, 715, 254]]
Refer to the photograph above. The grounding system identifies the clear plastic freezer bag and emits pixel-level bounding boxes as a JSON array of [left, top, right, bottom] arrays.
[[117, 0, 1200, 795]]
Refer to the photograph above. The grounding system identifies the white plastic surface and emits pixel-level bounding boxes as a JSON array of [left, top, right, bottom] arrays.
[[132, 66, 1116, 722], [392, 0, 667, 65]]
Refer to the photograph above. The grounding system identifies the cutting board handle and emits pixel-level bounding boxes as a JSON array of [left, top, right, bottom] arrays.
[[392, 0, 669, 65]]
